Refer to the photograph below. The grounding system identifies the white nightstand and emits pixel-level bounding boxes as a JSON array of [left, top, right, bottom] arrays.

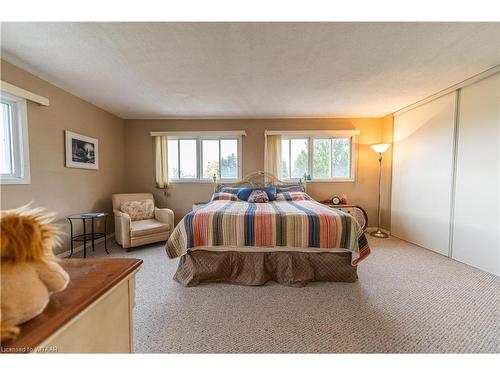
[[319, 202, 368, 230]]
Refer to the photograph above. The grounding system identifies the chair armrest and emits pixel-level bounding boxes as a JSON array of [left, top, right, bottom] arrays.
[[154, 207, 174, 229], [114, 210, 131, 248], [114, 209, 131, 221]]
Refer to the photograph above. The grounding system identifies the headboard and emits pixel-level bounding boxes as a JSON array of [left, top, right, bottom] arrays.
[[213, 171, 307, 192]]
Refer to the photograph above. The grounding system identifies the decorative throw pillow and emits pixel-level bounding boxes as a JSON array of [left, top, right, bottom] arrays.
[[211, 192, 238, 201], [248, 190, 269, 203], [120, 199, 155, 221], [237, 186, 277, 201]]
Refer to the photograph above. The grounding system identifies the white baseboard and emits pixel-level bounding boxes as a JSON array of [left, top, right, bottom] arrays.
[[365, 227, 391, 235], [57, 233, 115, 258]]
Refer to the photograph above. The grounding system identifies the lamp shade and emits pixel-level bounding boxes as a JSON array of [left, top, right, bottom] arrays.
[[370, 143, 391, 154]]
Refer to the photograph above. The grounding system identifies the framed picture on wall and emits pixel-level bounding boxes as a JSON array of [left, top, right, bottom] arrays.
[[65, 130, 99, 170]]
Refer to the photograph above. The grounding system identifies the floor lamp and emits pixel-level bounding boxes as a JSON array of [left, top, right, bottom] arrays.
[[370, 143, 391, 238]]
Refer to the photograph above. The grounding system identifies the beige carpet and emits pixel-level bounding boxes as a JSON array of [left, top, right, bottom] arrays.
[[84, 236, 500, 353]]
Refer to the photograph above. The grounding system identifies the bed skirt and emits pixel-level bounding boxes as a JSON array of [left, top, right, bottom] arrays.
[[174, 250, 358, 287]]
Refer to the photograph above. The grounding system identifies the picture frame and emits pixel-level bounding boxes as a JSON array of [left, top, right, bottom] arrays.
[[65, 130, 99, 170]]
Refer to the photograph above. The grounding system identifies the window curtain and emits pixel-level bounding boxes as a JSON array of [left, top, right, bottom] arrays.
[[155, 135, 168, 188], [266, 135, 282, 178]]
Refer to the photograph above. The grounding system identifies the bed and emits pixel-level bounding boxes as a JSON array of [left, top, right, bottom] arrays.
[[165, 172, 370, 287]]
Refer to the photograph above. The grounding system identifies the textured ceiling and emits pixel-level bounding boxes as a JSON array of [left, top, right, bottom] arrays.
[[1, 22, 499, 119]]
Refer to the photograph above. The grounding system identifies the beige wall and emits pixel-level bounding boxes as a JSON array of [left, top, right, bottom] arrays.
[[124, 118, 392, 229], [0, 60, 126, 254]]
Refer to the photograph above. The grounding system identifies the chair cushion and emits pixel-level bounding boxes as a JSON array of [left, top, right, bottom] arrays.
[[130, 219, 170, 237], [120, 199, 155, 221]]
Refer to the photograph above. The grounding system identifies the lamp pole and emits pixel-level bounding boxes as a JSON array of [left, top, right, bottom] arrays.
[[370, 153, 387, 238], [369, 143, 390, 238]]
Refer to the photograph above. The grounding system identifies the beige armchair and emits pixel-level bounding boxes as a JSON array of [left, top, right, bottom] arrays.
[[112, 193, 174, 249]]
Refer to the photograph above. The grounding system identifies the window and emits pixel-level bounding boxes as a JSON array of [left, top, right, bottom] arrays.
[[313, 137, 351, 179], [281, 138, 308, 179], [167, 136, 241, 182], [202, 139, 218, 179], [179, 139, 197, 178], [1, 92, 30, 184], [202, 138, 239, 179], [281, 135, 354, 181]]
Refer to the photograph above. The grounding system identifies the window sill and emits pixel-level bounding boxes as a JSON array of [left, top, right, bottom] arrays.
[[1, 176, 31, 185]]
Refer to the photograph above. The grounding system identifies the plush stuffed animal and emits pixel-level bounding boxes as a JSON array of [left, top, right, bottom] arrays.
[[0, 206, 70, 342]]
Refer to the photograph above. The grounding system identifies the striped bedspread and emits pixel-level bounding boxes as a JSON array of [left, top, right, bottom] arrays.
[[166, 198, 370, 265]]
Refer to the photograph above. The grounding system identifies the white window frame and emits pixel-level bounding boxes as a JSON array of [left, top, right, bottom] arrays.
[[165, 133, 243, 183], [311, 137, 354, 182], [168, 138, 199, 182], [270, 130, 358, 183], [1, 92, 30, 185]]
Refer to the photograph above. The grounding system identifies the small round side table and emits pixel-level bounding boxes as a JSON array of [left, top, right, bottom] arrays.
[[67, 213, 109, 258]]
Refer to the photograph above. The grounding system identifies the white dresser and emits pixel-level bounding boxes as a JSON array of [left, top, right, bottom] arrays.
[[1, 258, 142, 353]]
